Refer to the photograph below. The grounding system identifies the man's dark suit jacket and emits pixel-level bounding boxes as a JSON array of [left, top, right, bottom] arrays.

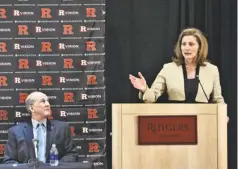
[[3, 119, 78, 164]]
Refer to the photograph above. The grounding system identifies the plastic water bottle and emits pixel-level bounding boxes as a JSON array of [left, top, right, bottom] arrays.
[[50, 144, 59, 166]]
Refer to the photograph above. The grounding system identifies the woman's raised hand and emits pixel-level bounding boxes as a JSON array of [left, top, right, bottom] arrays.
[[129, 72, 147, 92]]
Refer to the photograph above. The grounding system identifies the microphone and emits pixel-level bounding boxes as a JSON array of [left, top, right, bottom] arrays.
[[32, 138, 39, 159], [196, 75, 209, 103]]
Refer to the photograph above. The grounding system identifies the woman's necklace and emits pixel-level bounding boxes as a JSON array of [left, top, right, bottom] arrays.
[[185, 64, 196, 72]]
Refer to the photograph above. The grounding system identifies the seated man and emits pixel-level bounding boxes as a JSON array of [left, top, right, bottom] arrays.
[[3, 91, 78, 164]]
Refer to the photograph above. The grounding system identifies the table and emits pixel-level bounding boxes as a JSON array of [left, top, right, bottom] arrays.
[[0, 162, 93, 169]]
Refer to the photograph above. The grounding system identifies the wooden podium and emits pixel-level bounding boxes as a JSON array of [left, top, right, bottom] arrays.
[[112, 104, 227, 169]]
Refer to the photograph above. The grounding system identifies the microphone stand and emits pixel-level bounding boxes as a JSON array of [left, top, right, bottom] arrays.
[[196, 75, 209, 103], [30, 139, 42, 169]]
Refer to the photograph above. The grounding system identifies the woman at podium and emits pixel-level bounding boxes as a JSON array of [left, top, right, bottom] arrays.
[[129, 28, 225, 104]]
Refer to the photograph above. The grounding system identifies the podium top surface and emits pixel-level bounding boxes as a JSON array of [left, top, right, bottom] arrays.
[[112, 103, 227, 115]]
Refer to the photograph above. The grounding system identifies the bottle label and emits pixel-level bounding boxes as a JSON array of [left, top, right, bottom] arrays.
[[50, 154, 55, 160], [55, 154, 58, 160]]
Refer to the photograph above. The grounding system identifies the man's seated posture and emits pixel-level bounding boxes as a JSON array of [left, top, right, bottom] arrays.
[[3, 91, 77, 164]]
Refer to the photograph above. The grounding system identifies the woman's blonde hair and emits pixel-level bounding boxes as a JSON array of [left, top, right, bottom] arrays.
[[172, 28, 208, 66]]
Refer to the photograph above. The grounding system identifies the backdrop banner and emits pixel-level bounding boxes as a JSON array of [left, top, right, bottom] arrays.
[[0, 0, 106, 168]]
